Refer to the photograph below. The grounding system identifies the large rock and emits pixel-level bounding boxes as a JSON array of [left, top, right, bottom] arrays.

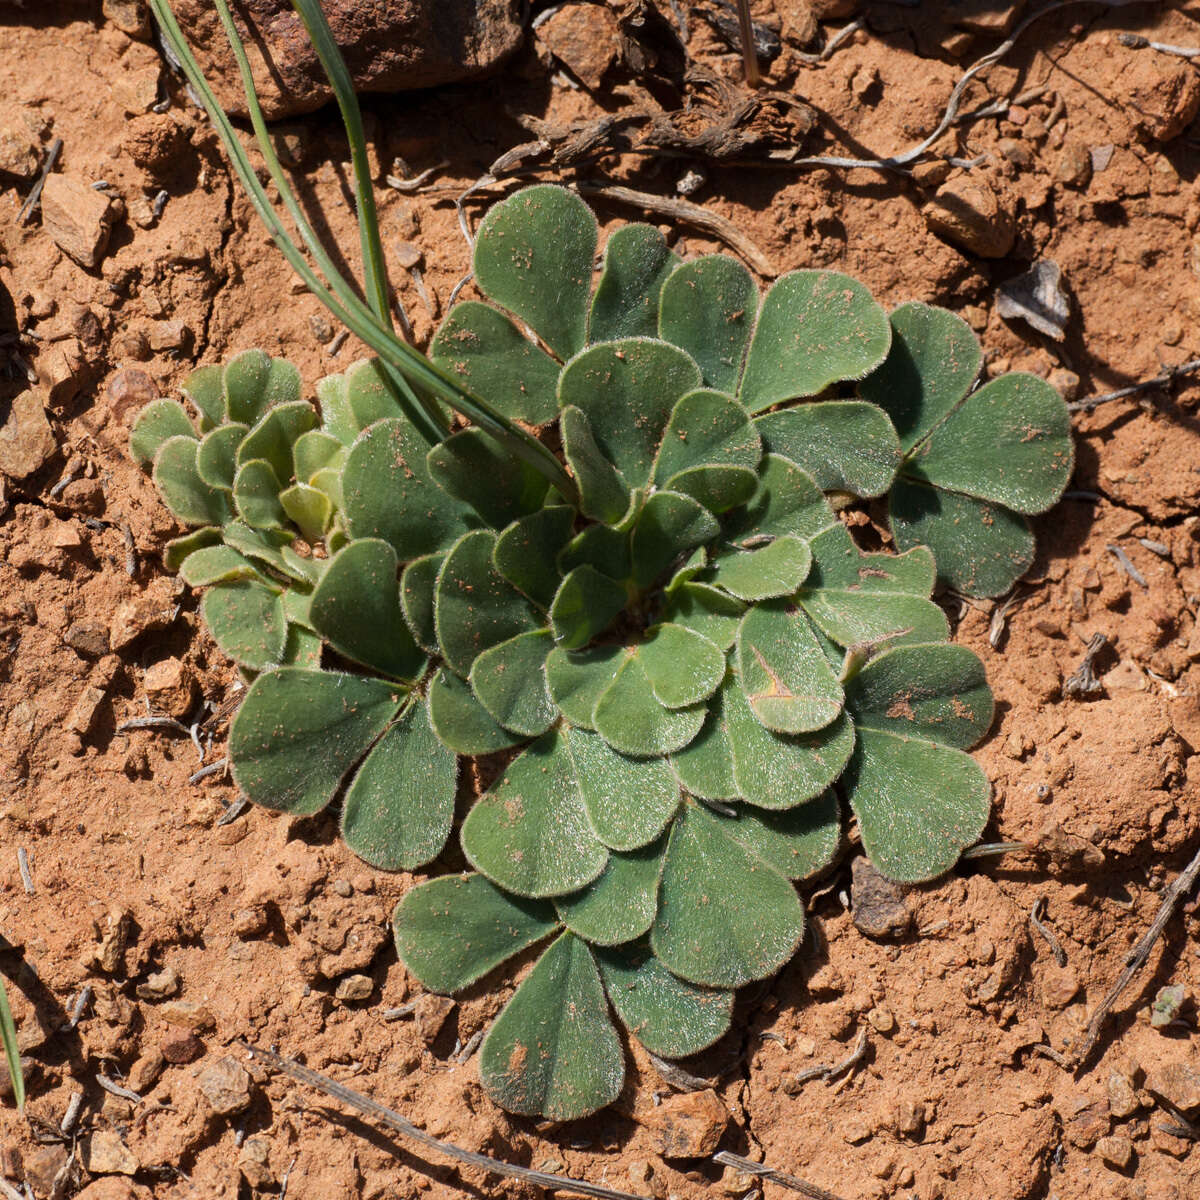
[[171, 0, 525, 119]]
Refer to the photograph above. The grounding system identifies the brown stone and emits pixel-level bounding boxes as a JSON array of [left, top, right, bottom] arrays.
[[126, 1048, 165, 1094], [105, 367, 159, 427], [1096, 1134, 1133, 1170], [808, 0, 858, 16], [1056, 141, 1092, 188], [23, 1145, 69, 1196], [1040, 963, 1080, 1010], [1145, 1052, 1200, 1112], [80, 1130, 138, 1176], [40, 175, 116, 268], [159, 999, 215, 1032], [239, 1137, 274, 1190], [75, 1180, 154, 1200], [1107, 1068, 1139, 1119], [102, 0, 151, 39], [334, 973, 374, 1002], [63, 622, 110, 660], [1123, 58, 1200, 142], [121, 113, 189, 177], [0, 390, 56, 480], [951, 1, 1023, 36], [645, 1089, 729, 1158], [536, 4, 619, 89], [1064, 1096, 1110, 1149], [144, 657, 197, 720], [160, 1030, 204, 1063], [135, 965, 181, 1001], [0, 103, 40, 179], [110, 579, 179, 649], [850, 855, 912, 940], [94, 906, 132, 973], [171, 0, 525, 120], [68, 685, 108, 737], [923, 176, 1015, 258], [412, 992, 455, 1044], [198, 1056, 254, 1116]]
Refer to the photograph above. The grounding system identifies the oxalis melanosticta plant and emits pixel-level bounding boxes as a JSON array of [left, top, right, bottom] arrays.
[[137, 0, 1074, 1123]]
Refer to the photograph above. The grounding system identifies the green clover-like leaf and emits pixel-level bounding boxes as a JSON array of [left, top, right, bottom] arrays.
[[195, 423, 248, 492], [469, 629, 556, 737], [427, 666, 527, 755], [652, 801, 805, 989], [493, 506, 575, 608], [555, 841, 664, 945], [473, 184, 597, 361], [479, 932, 624, 1121], [153, 435, 232, 527], [461, 728, 610, 899], [223, 349, 302, 427], [229, 668, 404, 815], [593, 650, 706, 757], [739, 271, 891, 413], [710, 534, 812, 602], [426, 428, 549, 529], [201, 579, 287, 671], [590, 223, 678, 343], [131, 399, 195, 468], [393, 873, 558, 994], [340, 697, 456, 871]]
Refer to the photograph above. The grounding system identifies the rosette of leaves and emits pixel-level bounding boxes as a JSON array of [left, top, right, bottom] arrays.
[[165, 186, 1017, 1122]]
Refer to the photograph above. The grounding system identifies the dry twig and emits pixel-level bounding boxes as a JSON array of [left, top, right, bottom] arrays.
[[1068, 357, 1200, 412], [712, 1151, 848, 1200], [239, 1042, 650, 1200], [1075, 842, 1200, 1066], [1030, 897, 1067, 967], [18, 137, 62, 224]]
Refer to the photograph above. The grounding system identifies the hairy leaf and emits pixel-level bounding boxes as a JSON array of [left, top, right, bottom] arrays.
[[629, 489, 720, 588], [469, 629, 557, 737], [201, 579, 286, 671], [237, 401, 317, 486], [593, 651, 706, 757], [153, 435, 232, 527], [549, 565, 627, 650], [130, 399, 194, 468], [555, 842, 664, 945], [341, 698, 456, 870], [560, 403, 632, 524], [195, 422, 249, 492], [223, 349, 301, 427], [639, 623, 725, 709], [590, 223, 678, 343], [722, 792, 841, 881], [399, 552, 444, 655], [427, 428, 549, 528], [545, 643, 624, 730], [427, 667, 527, 755], [711, 535, 812, 601], [479, 933, 623, 1120], [493, 506, 575, 608]]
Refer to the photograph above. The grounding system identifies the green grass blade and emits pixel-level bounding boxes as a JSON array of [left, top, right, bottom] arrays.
[[0, 975, 24, 1111], [148, 1, 578, 502]]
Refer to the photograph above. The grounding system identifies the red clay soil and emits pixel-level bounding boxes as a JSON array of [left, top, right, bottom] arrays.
[[1, 2, 1200, 1199]]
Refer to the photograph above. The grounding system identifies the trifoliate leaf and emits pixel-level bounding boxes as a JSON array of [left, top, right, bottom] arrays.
[[593, 651, 706, 757], [341, 698, 455, 870], [310, 539, 425, 680], [292, 429, 347, 484], [658, 256, 758, 394], [597, 946, 734, 1059], [223, 349, 301, 427], [479, 933, 624, 1121], [232, 459, 286, 530], [559, 338, 702, 491], [629, 490, 720, 588], [545, 644, 624, 730], [844, 643, 993, 749], [202, 580, 287, 671], [153, 435, 232, 527], [736, 601, 843, 734], [195, 423, 248, 492], [427, 428, 549, 529], [493, 506, 575, 608], [342, 417, 473, 560], [723, 672, 855, 810], [888, 477, 1034, 598], [754, 401, 901, 498], [393, 873, 558, 994], [555, 842, 664, 945], [430, 300, 560, 425], [711, 534, 812, 601], [739, 271, 891, 413], [237, 401, 318, 486], [721, 792, 841, 881], [179, 544, 262, 588], [229, 668, 403, 815], [670, 679, 737, 800], [843, 729, 990, 883], [278, 483, 332, 542], [565, 726, 680, 851], [427, 667, 527, 755], [549, 565, 627, 650], [559, 522, 632, 583], [590, 223, 678, 343], [469, 629, 556, 737], [651, 802, 805, 988], [858, 301, 982, 452], [132, 399, 196, 468], [473, 184, 597, 360], [907, 372, 1074, 514], [639, 623, 725, 709], [435, 529, 539, 677], [462, 729, 609, 898], [798, 524, 948, 649]]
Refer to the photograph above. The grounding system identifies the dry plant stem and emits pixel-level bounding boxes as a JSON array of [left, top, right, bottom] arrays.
[[1107, 544, 1147, 588], [1075, 841, 1200, 1066], [713, 1151, 849, 1200], [575, 182, 776, 276], [18, 136, 61, 224], [238, 1042, 651, 1200], [1068, 357, 1200, 412], [1030, 897, 1068, 967], [734, 0, 762, 87], [1118, 31, 1200, 60]]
